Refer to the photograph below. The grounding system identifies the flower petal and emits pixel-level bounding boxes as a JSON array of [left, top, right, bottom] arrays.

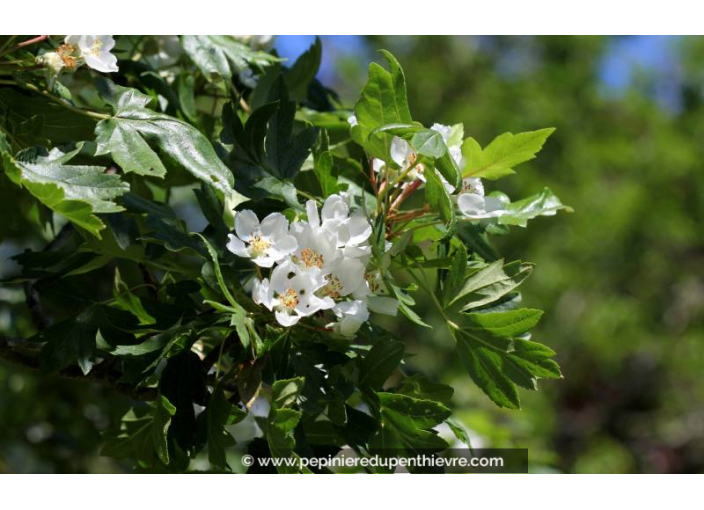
[[366, 296, 399, 316], [84, 52, 119, 73], [275, 310, 300, 327], [97, 35, 116, 52], [306, 200, 320, 228], [346, 216, 372, 245], [458, 193, 486, 217], [259, 212, 288, 238], [274, 234, 298, 256], [391, 137, 412, 168], [226, 234, 249, 258], [234, 210, 259, 241]]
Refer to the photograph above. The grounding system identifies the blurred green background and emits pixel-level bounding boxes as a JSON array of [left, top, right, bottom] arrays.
[[1, 35, 703, 473]]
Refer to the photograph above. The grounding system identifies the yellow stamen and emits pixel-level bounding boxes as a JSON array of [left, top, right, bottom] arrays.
[[90, 38, 103, 56], [57, 43, 78, 69], [300, 248, 324, 269], [249, 234, 271, 257], [323, 275, 343, 299], [280, 288, 299, 309]]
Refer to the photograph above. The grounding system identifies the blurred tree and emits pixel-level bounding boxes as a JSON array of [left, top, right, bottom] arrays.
[[352, 35, 704, 473]]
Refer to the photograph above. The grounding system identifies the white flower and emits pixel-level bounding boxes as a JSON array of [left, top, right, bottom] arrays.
[[321, 195, 372, 256], [372, 158, 385, 173], [64, 35, 118, 73], [457, 178, 508, 219], [321, 256, 367, 299], [328, 300, 369, 336], [347, 114, 358, 127], [353, 271, 399, 317], [227, 211, 297, 268], [302, 195, 372, 260], [254, 261, 334, 327], [390, 136, 424, 180], [389, 123, 464, 184], [430, 122, 453, 141], [291, 221, 340, 275]]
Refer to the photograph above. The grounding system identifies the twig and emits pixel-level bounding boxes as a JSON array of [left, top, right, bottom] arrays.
[[0, 336, 159, 401], [9, 81, 110, 121], [15, 35, 48, 49], [0, 35, 47, 58]]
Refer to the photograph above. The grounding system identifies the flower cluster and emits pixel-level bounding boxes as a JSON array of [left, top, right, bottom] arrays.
[[38, 35, 118, 77], [348, 116, 508, 221], [227, 194, 398, 335]]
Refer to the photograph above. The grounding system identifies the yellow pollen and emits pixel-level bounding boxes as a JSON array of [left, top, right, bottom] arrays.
[[300, 248, 324, 269], [57, 43, 78, 68], [90, 38, 103, 56], [280, 288, 299, 309], [323, 275, 343, 299], [249, 234, 271, 256], [365, 272, 382, 293], [462, 181, 478, 193]]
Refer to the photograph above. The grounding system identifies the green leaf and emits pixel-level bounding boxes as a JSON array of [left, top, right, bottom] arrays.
[[358, 339, 405, 389], [456, 328, 561, 409], [181, 35, 281, 83], [498, 187, 573, 227], [445, 416, 474, 450], [271, 377, 305, 410], [196, 233, 244, 312], [264, 377, 305, 473], [508, 339, 563, 381], [456, 332, 519, 409], [462, 128, 555, 180], [94, 118, 167, 177], [204, 388, 246, 470], [264, 79, 320, 180], [442, 242, 468, 305], [34, 304, 137, 375], [0, 134, 129, 238], [225, 81, 317, 201], [409, 129, 447, 159], [390, 283, 431, 328], [376, 124, 463, 189], [462, 309, 544, 339], [95, 79, 236, 196], [397, 375, 454, 406], [369, 393, 450, 454], [351, 51, 412, 160], [0, 88, 96, 147], [424, 166, 455, 226], [448, 259, 534, 312], [37, 305, 99, 375], [457, 222, 500, 262], [152, 395, 177, 465], [286, 36, 322, 102], [101, 394, 176, 466], [113, 267, 156, 325], [312, 131, 340, 197]]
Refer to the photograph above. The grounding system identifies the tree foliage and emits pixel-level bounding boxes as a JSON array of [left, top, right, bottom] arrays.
[[0, 35, 568, 473]]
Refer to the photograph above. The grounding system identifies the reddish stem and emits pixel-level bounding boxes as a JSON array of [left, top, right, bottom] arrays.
[[390, 179, 422, 212], [16, 35, 48, 49]]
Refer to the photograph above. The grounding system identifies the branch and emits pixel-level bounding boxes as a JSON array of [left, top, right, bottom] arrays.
[[0, 336, 159, 401]]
